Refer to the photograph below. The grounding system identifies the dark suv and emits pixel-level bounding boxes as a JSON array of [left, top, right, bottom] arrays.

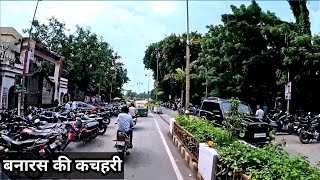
[[199, 97, 271, 145]]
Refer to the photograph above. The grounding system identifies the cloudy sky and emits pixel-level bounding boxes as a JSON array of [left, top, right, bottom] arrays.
[[1, 0, 319, 93]]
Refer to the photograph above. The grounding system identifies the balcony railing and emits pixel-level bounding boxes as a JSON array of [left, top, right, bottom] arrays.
[[173, 122, 199, 161]]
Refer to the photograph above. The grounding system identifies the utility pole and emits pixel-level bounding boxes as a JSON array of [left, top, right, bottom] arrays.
[[205, 67, 208, 97], [285, 32, 290, 114], [156, 52, 160, 101], [185, 0, 191, 116], [145, 73, 151, 100], [137, 82, 142, 94], [110, 69, 116, 104], [287, 71, 290, 113], [20, 0, 41, 115]]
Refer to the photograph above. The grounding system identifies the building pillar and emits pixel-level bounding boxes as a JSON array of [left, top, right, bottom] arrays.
[[53, 57, 64, 103], [0, 76, 3, 109]]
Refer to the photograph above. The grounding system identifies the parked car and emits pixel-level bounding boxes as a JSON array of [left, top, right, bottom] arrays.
[[198, 97, 271, 146], [75, 101, 99, 112]]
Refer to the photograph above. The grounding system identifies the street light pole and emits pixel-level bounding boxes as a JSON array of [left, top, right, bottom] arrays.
[[185, 0, 191, 116], [20, 0, 41, 115], [145, 73, 151, 100]]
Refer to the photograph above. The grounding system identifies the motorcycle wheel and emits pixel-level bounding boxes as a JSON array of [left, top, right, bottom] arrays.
[[98, 124, 107, 135], [104, 118, 110, 125], [61, 139, 71, 151], [22, 153, 45, 179], [299, 131, 311, 144]]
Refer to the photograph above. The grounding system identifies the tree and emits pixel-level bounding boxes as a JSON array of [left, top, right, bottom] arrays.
[[143, 33, 202, 102], [24, 17, 129, 100], [163, 68, 186, 103]]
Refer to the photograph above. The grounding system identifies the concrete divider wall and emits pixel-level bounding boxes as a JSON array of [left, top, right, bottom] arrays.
[[169, 118, 219, 180]]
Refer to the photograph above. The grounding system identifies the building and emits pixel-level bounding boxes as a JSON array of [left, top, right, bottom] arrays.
[[0, 27, 68, 110]]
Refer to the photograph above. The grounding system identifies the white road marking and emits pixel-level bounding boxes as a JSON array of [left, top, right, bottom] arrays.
[[152, 114, 184, 180]]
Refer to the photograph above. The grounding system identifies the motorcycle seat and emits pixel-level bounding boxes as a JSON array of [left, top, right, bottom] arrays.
[[1, 135, 45, 150], [59, 115, 68, 119], [38, 123, 57, 129], [40, 115, 54, 119], [88, 114, 98, 118], [85, 122, 99, 130]]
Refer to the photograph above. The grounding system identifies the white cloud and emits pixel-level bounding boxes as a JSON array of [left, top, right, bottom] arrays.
[[146, 1, 181, 17], [309, 1, 320, 35]]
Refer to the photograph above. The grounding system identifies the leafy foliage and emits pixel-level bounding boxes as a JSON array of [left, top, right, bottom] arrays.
[[223, 97, 246, 138], [23, 17, 129, 99], [143, 0, 320, 112], [175, 115, 320, 180]]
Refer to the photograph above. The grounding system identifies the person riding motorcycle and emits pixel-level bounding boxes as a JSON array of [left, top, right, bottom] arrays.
[[116, 106, 134, 148], [129, 103, 137, 119]]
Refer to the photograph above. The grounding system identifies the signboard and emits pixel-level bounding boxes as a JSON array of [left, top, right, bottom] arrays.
[[14, 75, 26, 92], [2, 87, 8, 108], [285, 82, 291, 100]]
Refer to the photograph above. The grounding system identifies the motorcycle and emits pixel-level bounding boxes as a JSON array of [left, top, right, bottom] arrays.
[[132, 116, 137, 125], [82, 114, 110, 135], [113, 122, 132, 155], [299, 114, 320, 144], [61, 118, 99, 150], [269, 111, 294, 134], [0, 136, 50, 178]]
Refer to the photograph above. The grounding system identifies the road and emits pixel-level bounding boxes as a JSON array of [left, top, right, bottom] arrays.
[[161, 107, 320, 165], [64, 112, 195, 180]]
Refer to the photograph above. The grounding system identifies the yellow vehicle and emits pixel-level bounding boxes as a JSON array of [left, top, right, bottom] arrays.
[[135, 100, 148, 117]]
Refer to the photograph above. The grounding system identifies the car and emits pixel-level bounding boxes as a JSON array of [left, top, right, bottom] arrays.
[[74, 101, 99, 112], [198, 97, 271, 146]]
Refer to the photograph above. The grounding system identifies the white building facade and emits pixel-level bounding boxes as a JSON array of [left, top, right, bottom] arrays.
[[0, 27, 68, 110]]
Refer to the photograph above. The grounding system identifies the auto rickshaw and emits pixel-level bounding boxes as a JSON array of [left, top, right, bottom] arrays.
[[135, 100, 148, 117]]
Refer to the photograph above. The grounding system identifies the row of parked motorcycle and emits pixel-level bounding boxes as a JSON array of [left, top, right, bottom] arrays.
[[265, 110, 320, 144], [0, 106, 114, 178]]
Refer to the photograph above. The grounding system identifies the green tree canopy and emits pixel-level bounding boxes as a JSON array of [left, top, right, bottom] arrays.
[[23, 17, 129, 100]]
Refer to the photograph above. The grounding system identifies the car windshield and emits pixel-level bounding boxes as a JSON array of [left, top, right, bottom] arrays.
[[221, 102, 253, 115]]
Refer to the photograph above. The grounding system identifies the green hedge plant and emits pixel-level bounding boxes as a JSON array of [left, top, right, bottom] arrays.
[[175, 115, 320, 179]]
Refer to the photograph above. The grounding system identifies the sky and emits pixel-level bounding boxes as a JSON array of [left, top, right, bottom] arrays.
[[1, 0, 319, 94]]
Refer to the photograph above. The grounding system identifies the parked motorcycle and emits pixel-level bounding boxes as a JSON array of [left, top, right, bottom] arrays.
[[61, 118, 99, 150], [0, 136, 50, 178], [299, 114, 320, 144], [268, 111, 294, 134]]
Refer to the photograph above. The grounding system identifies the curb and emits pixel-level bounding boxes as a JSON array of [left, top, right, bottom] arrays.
[[171, 134, 204, 180]]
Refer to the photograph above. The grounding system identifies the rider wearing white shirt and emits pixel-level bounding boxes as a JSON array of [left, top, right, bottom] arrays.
[[129, 103, 137, 118], [71, 101, 77, 111], [64, 102, 71, 110]]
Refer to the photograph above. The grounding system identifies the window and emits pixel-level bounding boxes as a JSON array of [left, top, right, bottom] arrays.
[[221, 102, 253, 115], [201, 101, 221, 113]]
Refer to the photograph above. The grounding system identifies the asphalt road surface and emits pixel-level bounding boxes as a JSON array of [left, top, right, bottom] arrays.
[[162, 107, 320, 165], [63, 112, 195, 180]]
